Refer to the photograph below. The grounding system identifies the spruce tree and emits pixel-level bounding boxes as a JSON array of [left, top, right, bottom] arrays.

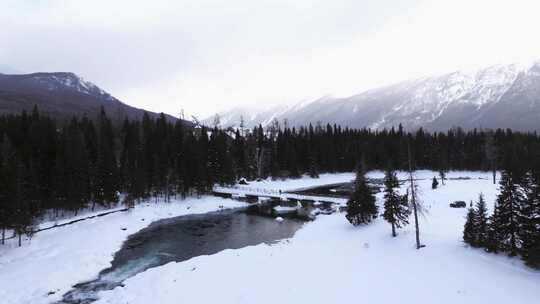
[[474, 193, 489, 247], [485, 207, 501, 253], [432, 176, 439, 189], [308, 153, 319, 178], [383, 168, 409, 236], [519, 169, 540, 267], [346, 164, 378, 226], [95, 107, 119, 206], [523, 235, 540, 268], [463, 206, 476, 246], [490, 170, 523, 256]]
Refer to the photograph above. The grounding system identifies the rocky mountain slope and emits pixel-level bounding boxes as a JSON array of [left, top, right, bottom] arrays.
[[207, 62, 540, 131], [0, 72, 178, 123]]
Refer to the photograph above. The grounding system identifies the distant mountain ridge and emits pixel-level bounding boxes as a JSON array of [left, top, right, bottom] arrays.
[[0, 72, 178, 123], [206, 61, 540, 131]]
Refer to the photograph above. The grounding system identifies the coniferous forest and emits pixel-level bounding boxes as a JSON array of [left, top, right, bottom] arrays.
[[1, 106, 540, 267]]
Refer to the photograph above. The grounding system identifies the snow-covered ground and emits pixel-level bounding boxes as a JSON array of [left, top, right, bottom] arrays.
[[0, 197, 247, 304], [95, 171, 540, 304], [2, 171, 539, 304]]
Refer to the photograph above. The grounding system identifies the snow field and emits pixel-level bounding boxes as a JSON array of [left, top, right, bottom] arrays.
[[96, 171, 540, 304]]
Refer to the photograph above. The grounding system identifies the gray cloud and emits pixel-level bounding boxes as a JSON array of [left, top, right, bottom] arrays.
[[2, 0, 539, 117]]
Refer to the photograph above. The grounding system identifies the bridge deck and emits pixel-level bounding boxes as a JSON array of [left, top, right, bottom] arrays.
[[213, 186, 347, 205]]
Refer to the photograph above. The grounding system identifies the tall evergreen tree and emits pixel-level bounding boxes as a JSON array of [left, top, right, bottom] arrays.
[[463, 206, 477, 246], [474, 193, 489, 247], [95, 107, 119, 206], [490, 170, 524, 256], [431, 176, 439, 189], [346, 163, 378, 226], [519, 166, 540, 267], [382, 168, 410, 237]]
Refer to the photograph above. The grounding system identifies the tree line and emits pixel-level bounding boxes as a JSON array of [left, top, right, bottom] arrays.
[[1, 107, 540, 246], [463, 144, 540, 268]]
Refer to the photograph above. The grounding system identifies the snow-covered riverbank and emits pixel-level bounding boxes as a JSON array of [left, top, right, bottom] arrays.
[[0, 197, 247, 304], [96, 171, 540, 304]]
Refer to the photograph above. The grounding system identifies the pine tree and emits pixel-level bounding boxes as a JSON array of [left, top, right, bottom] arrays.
[[308, 153, 319, 178], [432, 176, 439, 189], [485, 207, 501, 253], [474, 193, 489, 247], [439, 169, 446, 186], [383, 168, 410, 236], [95, 107, 119, 206], [519, 168, 540, 267], [523, 234, 540, 268], [0, 135, 17, 244], [490, 170, 523, 256], [463, 206, 476, 246], [346, 164, 378, 226], [64, 118, 90, 213]]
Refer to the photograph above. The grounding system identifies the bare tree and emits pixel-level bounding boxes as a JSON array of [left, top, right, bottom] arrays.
[[239, 115, 245, 136], [269, 118, 280, 139], [191, 115, 201, 127], [439, 169, 446, 186], [179, 109, 185, 120], [212, 114, 221, 129], [408, 143, 424, 249]]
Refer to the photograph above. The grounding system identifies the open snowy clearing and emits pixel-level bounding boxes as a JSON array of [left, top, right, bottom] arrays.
[[95, 171, 540, 304], [1, 171, 539, 304]]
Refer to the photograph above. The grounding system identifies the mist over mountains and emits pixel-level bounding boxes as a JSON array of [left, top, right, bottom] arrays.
[[206, 61, 540, 131]]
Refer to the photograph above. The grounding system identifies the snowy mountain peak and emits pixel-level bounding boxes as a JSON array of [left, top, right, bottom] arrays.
[[25, 72, 114, 101], [208, 60, 540, 131]]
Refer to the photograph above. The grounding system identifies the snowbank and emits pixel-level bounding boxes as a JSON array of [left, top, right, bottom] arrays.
[[96, 171, 540, 304], [0, 197, 247, 304]]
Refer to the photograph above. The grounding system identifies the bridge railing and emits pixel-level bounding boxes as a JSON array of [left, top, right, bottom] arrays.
[[214, 185, 348, 204], [213, 185, 282, 196]]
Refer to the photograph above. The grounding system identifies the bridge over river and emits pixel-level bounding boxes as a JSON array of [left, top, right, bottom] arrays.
[[213, 185, 348, 205]]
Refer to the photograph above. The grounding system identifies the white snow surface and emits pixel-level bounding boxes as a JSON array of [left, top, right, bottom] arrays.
[[0, 196, 247, 304], [2, 171, 540, 304], [96, 171, 540, 304]]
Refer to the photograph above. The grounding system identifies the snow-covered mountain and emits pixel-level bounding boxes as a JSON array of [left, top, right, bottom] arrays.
[[207, 61, 540, 131], [0, 72, 178, 123]]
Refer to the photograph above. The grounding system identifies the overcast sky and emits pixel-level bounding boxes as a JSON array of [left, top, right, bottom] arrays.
[[2, 0, 540, 118]]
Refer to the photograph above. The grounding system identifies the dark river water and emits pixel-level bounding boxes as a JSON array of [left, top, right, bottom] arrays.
[[58, 206, 307, 304]]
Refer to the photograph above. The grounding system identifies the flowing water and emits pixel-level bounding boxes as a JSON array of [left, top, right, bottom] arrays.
[[58, 206, 308, 304]]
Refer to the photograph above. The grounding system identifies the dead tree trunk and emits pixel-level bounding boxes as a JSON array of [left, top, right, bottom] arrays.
[[408, 143, 423, 250]]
